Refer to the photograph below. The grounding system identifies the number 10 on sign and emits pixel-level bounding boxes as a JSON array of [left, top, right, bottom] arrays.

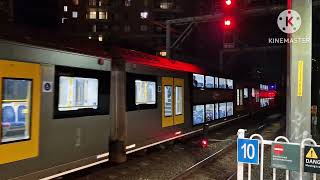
[[237, 138, 259, 164]]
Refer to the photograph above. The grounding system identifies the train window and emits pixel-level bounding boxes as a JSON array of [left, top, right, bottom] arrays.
[[226, 79, 233, 89], [1, 79, 32, 143], [240, 89, 243, 105], [127, 73, 157, 111], [214, 77, 219, 88], [135, 80, 156, 105], [252, 88, 255, 97], [236, 89, 240, 106], [164, 85, 173, 116], [227, 102, 233, 116], [175, 86, 183, 115], [193, 105, 204, 125], [59, 77, 98, 111], [244, 88, 248, 98], [214, 103, 219, 119], [205, 76, 214, 88], [219, 78, 226, 89], [54, 66, 110, 119], [193, 74, 204, 88], [219, 103, 227, 118], [205, 104, 214, 121]]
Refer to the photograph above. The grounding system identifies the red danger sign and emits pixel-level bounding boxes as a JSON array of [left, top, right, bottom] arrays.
[[273, 144, 284, 155]]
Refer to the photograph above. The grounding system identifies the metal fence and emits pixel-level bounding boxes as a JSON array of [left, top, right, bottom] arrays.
[[237, 129, 318, 180]]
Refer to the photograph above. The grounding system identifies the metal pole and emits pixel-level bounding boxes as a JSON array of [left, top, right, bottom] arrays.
[[286, 0, 312, 179], [166, 22, 171, 59], [237, 129, 246, 180]]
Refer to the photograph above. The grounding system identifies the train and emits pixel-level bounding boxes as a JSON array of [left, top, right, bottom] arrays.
[[0, 38, 278, 179]]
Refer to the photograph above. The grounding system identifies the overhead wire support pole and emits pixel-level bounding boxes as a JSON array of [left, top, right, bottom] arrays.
[[165, 5, 286, 59], [286, 0, 312, 179]]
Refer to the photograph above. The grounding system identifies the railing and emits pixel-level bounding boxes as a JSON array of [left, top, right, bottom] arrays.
[[237, 129, 319, 180]]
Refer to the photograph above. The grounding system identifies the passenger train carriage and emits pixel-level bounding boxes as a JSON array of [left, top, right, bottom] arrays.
[[0, 39, 278, 179]]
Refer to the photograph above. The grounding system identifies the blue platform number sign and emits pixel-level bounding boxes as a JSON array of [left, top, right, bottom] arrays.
[[237, 138, 259, 164]]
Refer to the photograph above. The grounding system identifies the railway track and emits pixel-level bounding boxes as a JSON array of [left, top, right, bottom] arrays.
[[171, 117, 283, 180]]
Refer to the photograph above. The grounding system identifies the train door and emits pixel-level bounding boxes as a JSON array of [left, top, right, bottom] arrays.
[[162, 77, 184, 127], [0, 60, 41, 164]]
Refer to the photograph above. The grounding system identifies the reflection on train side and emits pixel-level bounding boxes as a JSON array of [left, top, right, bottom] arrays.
[[2, 79, 32, 143]]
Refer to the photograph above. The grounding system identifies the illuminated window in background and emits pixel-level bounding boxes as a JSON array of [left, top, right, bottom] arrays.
[[92, 25, 96, 32], [98, 35, 103, 41], [58, 77, 98, 111], [72, 11, 78, 18], [219, 78, 226, 89], [2, 79, 32, 143], [64, 6, 68, 12], [159, 51, 166, 57], [160, 2, 174, 9], [164, 86, 172, 116], [98, 0, 102, 6], [89, 0, 96, 6], [140, 25, 148, 31], [135, 80, 156, 105], [89, 11, 97, 19], [99, 11, 107, 19], [140, 11, 148, 19], [219, 103, 227, 118], [175, 86, 183, 115], [125, 0, 131, 6]]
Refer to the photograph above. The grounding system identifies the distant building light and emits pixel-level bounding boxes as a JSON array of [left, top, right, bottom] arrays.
[[140, 11, 148, 19], [88, 36, 92, 39], [160, 2, 173, 9], [98, 35, 103, 42], [98, 0, 102, 6], [89, 11, 97, 19], [159, 51, 167, 57], [61, 17, 68, 23], [72, 11, 78, 18], [99, 11, 108, 20], [64, 6, 68, 12], [92, 25, 96, 32]]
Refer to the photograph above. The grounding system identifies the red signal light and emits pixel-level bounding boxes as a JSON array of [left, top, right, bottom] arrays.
[[201, 139, 208, 148], [224, 19, 231, 26], [225, 0, 232, 6]]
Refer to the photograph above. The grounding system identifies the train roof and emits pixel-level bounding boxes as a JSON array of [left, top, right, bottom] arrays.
[[0, 35, 205, 74]]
